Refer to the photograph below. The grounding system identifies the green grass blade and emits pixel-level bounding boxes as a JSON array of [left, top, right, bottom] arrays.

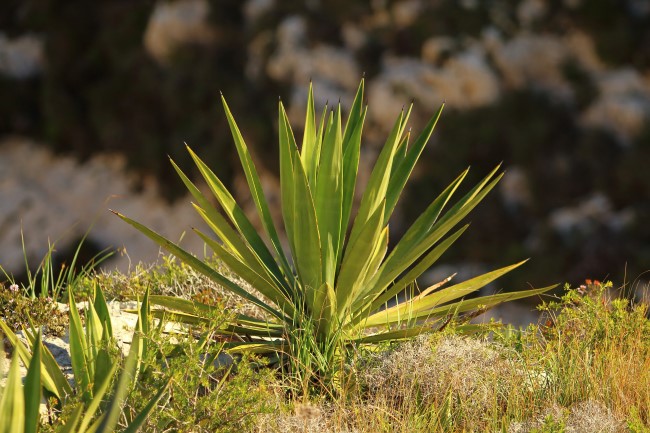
[[171, 158, 288, 288], [141, 309, 284, 337], [20, 326, 72, 399], [353, 324, 439, 344], [383, 169, 467, 265], [390, 131, 410, 181], [278, 99, 297, 266], [422, 284, 557, 319], [145, 295, 282, 329], [85, 302, 102, 381], [311, 282, 337, 338], [371, 170, 500, 295], [342, 79, 365, 151], [291, 147, 324, 298], [93, 283, 113, 338], [68, 289, 92, 403], [192, 204, 291, 298], [0, 352, 24, 433], [136, 287, 150, 377], [112, 210, 282, 320], [222, 340, 285, 354], [24, 330, 41, 433], [349, 226, 389, 314], [95, 333, 142, 433], [121, 377, 171, 433], [77, 360, 121, 433]]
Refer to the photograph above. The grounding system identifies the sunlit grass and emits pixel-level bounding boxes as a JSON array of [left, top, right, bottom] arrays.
[[2, 257, 649, 432]]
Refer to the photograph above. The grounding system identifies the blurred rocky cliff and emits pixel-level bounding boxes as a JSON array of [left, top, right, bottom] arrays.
[[1, 0, 649, 294]]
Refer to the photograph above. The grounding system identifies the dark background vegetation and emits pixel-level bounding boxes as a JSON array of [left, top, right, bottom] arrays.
[[1, 0, 649, 295]]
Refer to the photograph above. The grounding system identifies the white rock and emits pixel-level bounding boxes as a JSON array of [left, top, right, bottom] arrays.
[[421, 37, 455, 64], [500, 166, 532, 210], [341, 23, 367, 51], [143, 0, 216, 63], [391, 0, 422, 28], [0, 137, 210, 275], [0, 33, 44, 79], [367, 47, 499, 129], [268, 15, 360, 87], [582, 69, 650, 143], [517, 0, 548, 27], [267, 16, 361, 127], [243, 0, 275, 23], [549, 193, 635, 235], [488, 33, 572, 99]]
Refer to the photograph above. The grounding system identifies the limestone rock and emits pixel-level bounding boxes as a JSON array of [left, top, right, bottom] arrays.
[[368, 47, 499, 129], [0, 137, 210, 275], [144, 0, 216, 63], [0, 33, 44, 79], [582, 69, 650, 143]]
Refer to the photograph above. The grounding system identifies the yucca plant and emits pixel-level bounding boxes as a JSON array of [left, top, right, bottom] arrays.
[[114, 80, 554, 391]]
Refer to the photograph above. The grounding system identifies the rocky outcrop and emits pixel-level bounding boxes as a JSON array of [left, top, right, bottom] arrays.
[[144, 0, 216, 63], [0, 33, 43, 79], [0, 137, 210, 273]]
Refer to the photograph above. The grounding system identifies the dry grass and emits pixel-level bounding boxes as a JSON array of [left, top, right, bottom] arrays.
[[248, 282, 650, 432]]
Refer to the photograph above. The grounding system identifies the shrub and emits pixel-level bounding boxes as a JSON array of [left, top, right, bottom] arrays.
[[115, 80, 554, 394]]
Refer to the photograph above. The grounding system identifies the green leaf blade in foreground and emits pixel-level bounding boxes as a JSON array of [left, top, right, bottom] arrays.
[[339, 107, 367, 260], [20, 326, 73, 398], [0, 352, 25, 433], [95, 333, 142, 433], [371, 169, 501, 297], [24, 330, 42, 433], [69, 289, 93, 403]]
